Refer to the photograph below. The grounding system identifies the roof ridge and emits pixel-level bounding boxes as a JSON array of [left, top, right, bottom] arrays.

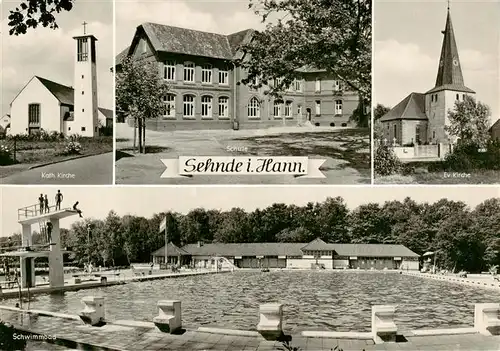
[[144, 22, 229, 37]]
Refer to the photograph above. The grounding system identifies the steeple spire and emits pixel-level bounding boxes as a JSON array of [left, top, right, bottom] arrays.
[[434, 6, 465, 88]]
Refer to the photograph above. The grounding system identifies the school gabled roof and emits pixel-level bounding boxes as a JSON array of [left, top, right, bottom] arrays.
[[141, 23, 234, 60], [379, 93, 427, 122]]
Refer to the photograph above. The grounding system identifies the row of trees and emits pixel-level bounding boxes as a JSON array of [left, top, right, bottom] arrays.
[[3, 197, 498, 273]]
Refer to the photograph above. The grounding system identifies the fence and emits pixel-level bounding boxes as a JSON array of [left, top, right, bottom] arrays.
[[17, 203, 63, 220], [376, 138, 453, 160]]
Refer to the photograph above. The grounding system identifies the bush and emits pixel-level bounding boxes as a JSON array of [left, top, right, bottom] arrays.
[[440, 141, 500, 171], [374, 144, 401, 176], [0, 143, 14, 165], [62, 140, 83, 155], [0, 320, 27, 350]]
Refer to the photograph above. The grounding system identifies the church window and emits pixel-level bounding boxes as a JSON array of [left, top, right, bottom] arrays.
[[248, 97, 260, 119], [183, 62, 195, 82], [456, 94, 459, 101], [415, 125, 421, 144], [219, 70, 229, 85], [81, 75, 84, 79], [393, 125, 397, 140], [433, 131, 436, 139], [462, 94, 465, 100], [335, 100, 343, 115], [164, 61, 176, 81], [28, 104, 40, 125], [274, 100, 283, 118], [183, 95, 195, 118], [81, 127, 86, 132], [315, 100, 321, 115], [285, 101, 292, 118], [163, 94, 176, 118], [218, 97, 229, 118], [82, 109, 85, 112], [201, 96, 213, 118], [201, 65, 212, 84], [77, 38, 89, 62], [82, 91, 84, 95], [315, 78, 321, 92]]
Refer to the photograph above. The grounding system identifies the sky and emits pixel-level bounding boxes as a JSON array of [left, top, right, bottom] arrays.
[[374, 0, 500, 124], [116, 0, 266, 55], [1, 0, 114, 117], [1, 185, 498, 237]]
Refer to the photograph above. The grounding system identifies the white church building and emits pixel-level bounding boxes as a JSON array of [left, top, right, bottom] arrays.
[[8, 33, 112, 138]]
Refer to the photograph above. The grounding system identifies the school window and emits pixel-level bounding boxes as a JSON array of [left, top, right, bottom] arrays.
[[183, 62, 195, 82], [163, 94, 175, 118], [164, 61, 176, 81], [294, 79, 302, 92], [335, 100, 343, 115], [273, 101, 282, 118], [433, 130, 436, 139], [28, 104, 40, 124], [219, 70, 228, 85], [201, 65, 212, 84], [77, 38, 88, 62], [456, 93, 459, 101], [297, 105, 302, 116], [248, 97, 260, 119], [285, 101, 292, 118], [201, 96, 213, 118], [315, 78, 321, 92], [333, 80, 340, 91], [183, 95, 195, 118], [462, 94, 465, 100], [315, 100, 321, 115], [218, 97, 229, 118]]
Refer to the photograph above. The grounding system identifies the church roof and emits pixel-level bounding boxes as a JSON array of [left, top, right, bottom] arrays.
[[489, 118, 500, 132], [36, 76, 74, 106], [98, 107, 114, 119], [429, 9, 474, 94], [379, 93, 427, 122]]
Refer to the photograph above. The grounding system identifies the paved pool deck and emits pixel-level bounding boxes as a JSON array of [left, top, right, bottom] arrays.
[[1, 309, 499, 351], [0, 268, 230, 299]]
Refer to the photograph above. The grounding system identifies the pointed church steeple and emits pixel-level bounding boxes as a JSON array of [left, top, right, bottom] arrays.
[[427, 5, 474, 94]]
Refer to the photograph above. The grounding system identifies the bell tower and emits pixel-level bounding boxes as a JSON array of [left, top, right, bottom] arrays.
[[73, 22, 99, 137], [425, 4, 475, 143]]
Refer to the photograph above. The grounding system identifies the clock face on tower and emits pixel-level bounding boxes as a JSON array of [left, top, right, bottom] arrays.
[[453, 57, 459, 66]]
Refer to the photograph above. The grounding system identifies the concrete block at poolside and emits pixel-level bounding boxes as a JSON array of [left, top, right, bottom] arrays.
[[372, 305, 397, 343], [72, 277, 81, 284], [474, 303, 500, 335], [257, 303, 283, 340], [153, 300, 182, 334], [100, 276, 107, 285], [79, 296, 105, 326]]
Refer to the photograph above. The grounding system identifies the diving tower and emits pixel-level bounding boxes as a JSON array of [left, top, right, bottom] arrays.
[[1, 204, 79, 289]]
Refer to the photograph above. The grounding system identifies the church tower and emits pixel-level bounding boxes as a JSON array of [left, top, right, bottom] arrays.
[[425, 5, 475, 143], [73, 25, 99, 137]]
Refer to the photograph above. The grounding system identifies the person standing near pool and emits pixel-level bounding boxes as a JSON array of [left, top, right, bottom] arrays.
[[55, 190, 63, 210], [38, 194, 44, 214], [46, 221, 53, 244], [44, 195, 49, 213]]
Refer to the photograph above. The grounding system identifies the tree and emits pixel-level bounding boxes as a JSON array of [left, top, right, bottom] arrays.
[[373, 104, 390, 121], [445, 95, 491, 147], [115, 57, 170, 154], [238, 0, 371, 108], [7, 0, 75, 35]]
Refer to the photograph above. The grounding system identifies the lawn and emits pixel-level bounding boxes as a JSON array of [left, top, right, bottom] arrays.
[[115, 124, 370, 184], [0, 137, 113, 178]]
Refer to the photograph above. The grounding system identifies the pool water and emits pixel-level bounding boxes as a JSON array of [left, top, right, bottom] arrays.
[[2, 271, 499, 333]]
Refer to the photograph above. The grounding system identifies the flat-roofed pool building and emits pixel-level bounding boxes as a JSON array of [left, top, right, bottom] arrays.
[[151, 238, 419, 271]]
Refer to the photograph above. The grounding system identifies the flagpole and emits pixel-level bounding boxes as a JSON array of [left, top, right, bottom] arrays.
[[164, 223, 168, 269]]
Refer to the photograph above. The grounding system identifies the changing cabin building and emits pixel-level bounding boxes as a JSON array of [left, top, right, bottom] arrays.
[[8, 32, 112, 137], [116, 23, 360, 130], [151, 238, 420, 271], [379, 7, 477, 146]]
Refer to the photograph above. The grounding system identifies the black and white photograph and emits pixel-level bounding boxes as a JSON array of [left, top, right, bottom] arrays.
[[0, 186, 499, 350], [0, 0, 114, 184], [373, 0, 500, 184], [114, 0, 371, 185]]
